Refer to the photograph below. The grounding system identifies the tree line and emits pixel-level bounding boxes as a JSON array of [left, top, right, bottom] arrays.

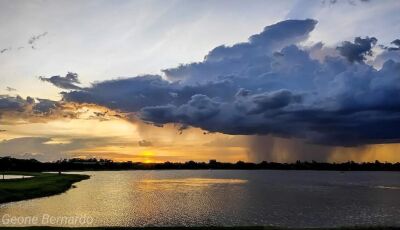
[[1, 157, 400, 172]]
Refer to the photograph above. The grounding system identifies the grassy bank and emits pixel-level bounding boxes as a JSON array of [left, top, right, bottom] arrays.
[[0, 172, 89, 204]]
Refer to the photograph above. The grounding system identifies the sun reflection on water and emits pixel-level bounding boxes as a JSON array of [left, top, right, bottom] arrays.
[[138, 178, 247, 189], [142, 178, 247, 184]]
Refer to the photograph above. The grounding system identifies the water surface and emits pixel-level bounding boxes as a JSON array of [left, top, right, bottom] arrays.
[[1, 175, 33, 180], [1, 170, 400, 227]]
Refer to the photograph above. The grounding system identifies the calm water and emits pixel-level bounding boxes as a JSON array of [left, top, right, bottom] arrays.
[[1, 175, 33, 180], [1, 170, 400, 227]]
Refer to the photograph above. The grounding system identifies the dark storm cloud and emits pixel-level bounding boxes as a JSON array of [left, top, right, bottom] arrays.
[[140, 94, 221, 126], [0, 95, 33, 112], [40, 72, 82, 90], [336, 37, 377, 62], [235, 89, 302, 115], [61, 75, 176, 111], [163, 19, 318, 84], [61, 75, 238, 112], [388, 39, 400, 51], [0, 95, 78, 124], [57, 19, 400, 146], [0, 95, 60, 114], [392, 39, 400, 46]]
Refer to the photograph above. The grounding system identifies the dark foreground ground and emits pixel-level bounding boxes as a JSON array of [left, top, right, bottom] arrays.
[[0, 227, 399, 230], [0, 172, 89, 203]]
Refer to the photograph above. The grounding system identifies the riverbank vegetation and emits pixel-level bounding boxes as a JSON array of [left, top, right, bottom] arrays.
[[1, 156, 400, 172], [0, 172, 89, 203]]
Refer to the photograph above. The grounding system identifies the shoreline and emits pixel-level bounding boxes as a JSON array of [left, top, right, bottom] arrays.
[[43, 169, 400, 172], [0, 172, 89, 204], [3, 157, 400, 172]]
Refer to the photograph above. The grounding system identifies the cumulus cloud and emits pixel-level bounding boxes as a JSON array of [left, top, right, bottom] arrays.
[[61, 75, 177, 110], [388, 39, 400, 51], [40, 72, 82, 90], [140, 94, 221, 127], [336, 36, 377, 63], [163, 19, 318, 84], [0, 95, 78, 124], [49, 19, 400, 146], [373, 39, 400, 68], [0, 95, 34, 112]]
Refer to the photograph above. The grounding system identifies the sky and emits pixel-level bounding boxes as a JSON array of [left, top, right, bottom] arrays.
[[1, 0, 400, 163]]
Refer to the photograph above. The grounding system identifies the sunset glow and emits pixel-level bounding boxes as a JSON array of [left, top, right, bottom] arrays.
[[1, 0, 400, 164]]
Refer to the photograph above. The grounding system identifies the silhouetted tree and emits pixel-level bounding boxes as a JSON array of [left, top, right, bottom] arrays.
[[1, 156, 400, 172]]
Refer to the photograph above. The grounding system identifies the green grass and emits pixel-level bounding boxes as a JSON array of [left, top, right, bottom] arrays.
[[0, 172, 89, 204]]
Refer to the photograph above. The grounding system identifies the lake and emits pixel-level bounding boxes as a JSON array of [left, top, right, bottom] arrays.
[[1, 170, 400, 228], [1, 175, 33, 180]]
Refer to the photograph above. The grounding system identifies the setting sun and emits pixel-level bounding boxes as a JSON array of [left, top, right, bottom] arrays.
[[140, 150, 155, 163]]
